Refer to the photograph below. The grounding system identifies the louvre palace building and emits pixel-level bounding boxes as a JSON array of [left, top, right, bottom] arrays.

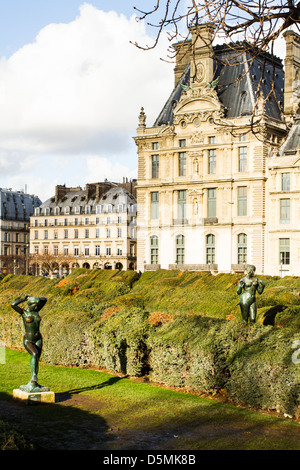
[[134, 25, 300, 276]]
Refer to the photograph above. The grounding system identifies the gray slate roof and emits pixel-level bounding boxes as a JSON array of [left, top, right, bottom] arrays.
[[154, 44, 284, 126], [0, 189, 41, 221], [279, 117, 300, 155]]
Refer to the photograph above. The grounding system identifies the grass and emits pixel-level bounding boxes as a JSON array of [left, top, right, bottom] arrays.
[[0, 348, 299, 450]]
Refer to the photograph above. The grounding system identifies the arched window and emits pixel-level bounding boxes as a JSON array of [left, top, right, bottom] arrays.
[[206, 234, 215, 264], [150, 236, 159, 264], [176, 234, 185, 264], [54, 206, 60, 216], [238, 233, 247, 264]]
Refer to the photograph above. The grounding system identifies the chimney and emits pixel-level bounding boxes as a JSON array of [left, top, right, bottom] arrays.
[[189, 23, 215, 87], [173, 40, 191, 87], [283, 30, 300, 116], [118, 178, 137, 198], [55, 185, 69, 204], [85, 183, 97, 201]]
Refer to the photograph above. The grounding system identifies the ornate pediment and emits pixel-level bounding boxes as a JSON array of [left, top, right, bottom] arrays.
[[173, 85, 224, 125]]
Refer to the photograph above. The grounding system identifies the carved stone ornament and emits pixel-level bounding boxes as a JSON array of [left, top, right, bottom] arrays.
[[138, 140, 151, 151], [190, 131, 204, 144], [138, 107, 147, 128], [184, 85, 219, 101]]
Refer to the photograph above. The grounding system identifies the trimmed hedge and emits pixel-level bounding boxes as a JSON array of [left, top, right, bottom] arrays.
[[0, 269, 299, 417]]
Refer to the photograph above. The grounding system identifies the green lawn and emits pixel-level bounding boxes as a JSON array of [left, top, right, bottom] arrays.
[[0, 348, 299, 450]]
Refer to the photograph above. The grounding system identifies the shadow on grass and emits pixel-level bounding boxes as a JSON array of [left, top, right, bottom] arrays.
[[0, 391, 116, 450], [263, 305, 287, 326], [55, 376, 125, 403]]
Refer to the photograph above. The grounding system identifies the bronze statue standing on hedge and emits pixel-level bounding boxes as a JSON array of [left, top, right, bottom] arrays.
[[237, 265, 265, 324], [11, 295, 49, 393]]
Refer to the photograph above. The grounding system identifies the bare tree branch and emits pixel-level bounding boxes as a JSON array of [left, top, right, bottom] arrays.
[[132, 0, 299, 135]]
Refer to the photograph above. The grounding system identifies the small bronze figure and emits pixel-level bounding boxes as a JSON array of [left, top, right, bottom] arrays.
[[11, 295, 49, 393], [237, 265, 265, 324]]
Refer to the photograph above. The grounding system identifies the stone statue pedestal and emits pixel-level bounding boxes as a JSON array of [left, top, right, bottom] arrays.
[[13, 388, 55, 404]]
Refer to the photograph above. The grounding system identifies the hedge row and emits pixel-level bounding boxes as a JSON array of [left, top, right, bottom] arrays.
[[0, 269, 299, 417]]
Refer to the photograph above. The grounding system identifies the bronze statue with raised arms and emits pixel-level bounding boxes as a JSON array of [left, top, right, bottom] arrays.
[[11, 295, 49, 393]]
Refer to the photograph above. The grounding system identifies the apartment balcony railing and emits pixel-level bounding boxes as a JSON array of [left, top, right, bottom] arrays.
[[30, 219, 136, 228], [57, 253, 136, 260]]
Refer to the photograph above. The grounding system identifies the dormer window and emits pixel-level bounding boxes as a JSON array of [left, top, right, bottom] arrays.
[[54, 206, 60, 216], [65, 206, 70, 214]]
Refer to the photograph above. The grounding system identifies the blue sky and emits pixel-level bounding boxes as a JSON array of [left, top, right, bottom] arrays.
[[0, 1, 176, 201], [0, 1, 154, 57]]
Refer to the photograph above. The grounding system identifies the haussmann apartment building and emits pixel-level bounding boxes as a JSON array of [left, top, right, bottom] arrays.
[[0, 188, 42, 275], [30, 181, 137, 277]]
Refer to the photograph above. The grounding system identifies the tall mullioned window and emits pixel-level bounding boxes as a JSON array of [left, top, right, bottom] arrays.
[[208, 149, 216, 174], [150, 236, 159, 264], [151, 155, 159, 178], [279, 238, 290, 265], [282, 173, 290, 191], [207, 188, 216, 218], [238, 146, 247, 172], [151, 192, 159, 219], [178, 190, 186, 219], [176, 235, 185, 264], [238, 233, 247, 264], [280, 198, 290, 224], [206, 234, 215, 264], [179, 152, 186, 176], [238, 187, 247, 216]]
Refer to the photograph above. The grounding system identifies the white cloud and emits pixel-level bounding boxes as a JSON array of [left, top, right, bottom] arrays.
[[85, 155, 137, 182], [0, 5, 173, 147], [0, 4, 173, 200]]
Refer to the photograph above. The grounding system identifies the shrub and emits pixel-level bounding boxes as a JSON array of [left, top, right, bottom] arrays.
[[90, 307, 150, 376], [0, 269, 299, 417]]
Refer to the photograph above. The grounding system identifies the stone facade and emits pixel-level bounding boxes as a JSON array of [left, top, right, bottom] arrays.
[[0, 189, 41, 275], [266, 117, 300, 276], [135, 26, 300, 276], [30, 181, 137, 277]]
